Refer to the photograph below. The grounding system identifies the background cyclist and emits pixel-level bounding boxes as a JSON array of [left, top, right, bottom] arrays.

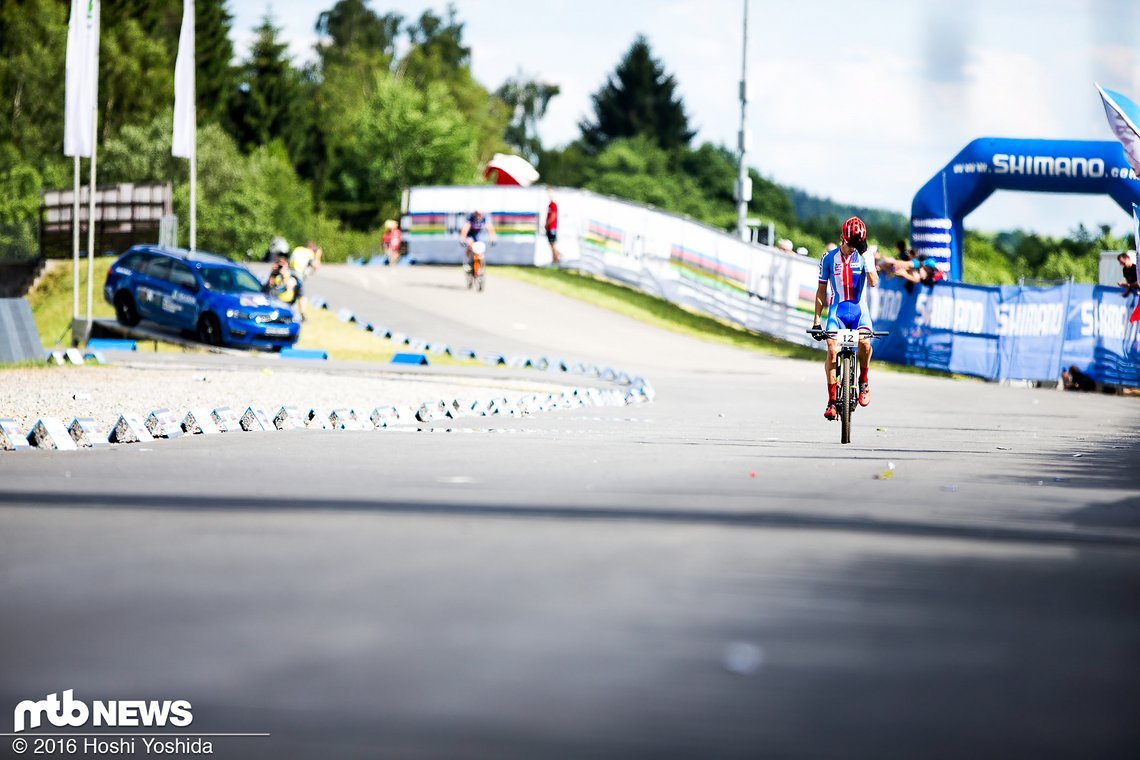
[[459, 209, 496, 270], [811, 216, 879, 420]]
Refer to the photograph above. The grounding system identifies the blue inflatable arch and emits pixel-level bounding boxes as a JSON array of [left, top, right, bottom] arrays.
[[910, 138, 1140, 280]]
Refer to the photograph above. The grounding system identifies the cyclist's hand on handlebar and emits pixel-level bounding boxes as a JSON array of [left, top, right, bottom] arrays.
[[808, 324, 827, 342]]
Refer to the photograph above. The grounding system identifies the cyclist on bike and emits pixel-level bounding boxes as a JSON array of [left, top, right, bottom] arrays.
[[811, 216, 879, 420], [459, 210, 496, 269]]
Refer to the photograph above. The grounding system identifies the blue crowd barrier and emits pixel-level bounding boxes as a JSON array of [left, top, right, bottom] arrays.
[[873, 279, 1140, 386], [280, 348, 328, 361], [87, 338, 138, 352], [391, 352, 429, 366]]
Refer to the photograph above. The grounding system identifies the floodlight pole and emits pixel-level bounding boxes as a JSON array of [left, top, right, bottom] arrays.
[[735, 0, 752, 242]]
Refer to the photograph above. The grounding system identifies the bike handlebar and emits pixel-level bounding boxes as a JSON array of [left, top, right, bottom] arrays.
[[807, 327, 890, 341]]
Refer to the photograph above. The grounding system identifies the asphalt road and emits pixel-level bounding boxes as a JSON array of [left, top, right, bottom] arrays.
[[1, 264, 1138, 759]]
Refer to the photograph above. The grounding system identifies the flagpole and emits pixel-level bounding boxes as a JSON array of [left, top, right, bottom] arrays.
[[189, 4, 196, 253], [85, 2, 100, 326], [72, 155, 80, 320], [173, 0, 196, 251], [189, 125, 196, 252]]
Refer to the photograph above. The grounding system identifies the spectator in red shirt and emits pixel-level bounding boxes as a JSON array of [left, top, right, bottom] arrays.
[[382, 219, 402, 265], [545, 188, 560, 265]]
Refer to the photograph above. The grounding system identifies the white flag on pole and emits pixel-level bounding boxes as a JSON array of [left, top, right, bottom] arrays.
[[64, 0, 99, 157], [172, 0, 195, 158]]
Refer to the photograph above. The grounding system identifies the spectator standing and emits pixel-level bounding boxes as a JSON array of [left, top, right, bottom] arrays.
[[290, 241, 320, 280], [383, 220, 403, 265], [1118, 252, 1139, 298], [545, 189, 560, 265], [265, 253, 303, 319]]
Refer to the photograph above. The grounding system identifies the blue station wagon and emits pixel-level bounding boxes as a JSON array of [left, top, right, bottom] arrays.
[[103, 245, 300, 350]]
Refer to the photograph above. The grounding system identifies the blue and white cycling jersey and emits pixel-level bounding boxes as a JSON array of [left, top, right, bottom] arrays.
[[818, 247, 873, 332], [466, 213, 488, 241]]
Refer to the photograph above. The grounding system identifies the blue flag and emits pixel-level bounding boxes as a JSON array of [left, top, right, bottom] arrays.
[[1098, 84, 1140, 176]]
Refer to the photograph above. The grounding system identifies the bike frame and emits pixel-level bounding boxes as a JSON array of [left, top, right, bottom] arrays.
[[808, 326, 888, 444], [463, 241, 487, 291]]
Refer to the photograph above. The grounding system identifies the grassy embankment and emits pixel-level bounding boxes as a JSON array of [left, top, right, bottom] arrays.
[[293, 306, 475, 366], [20, 259, 470, 366], [498, 266, 957, 378], [27, 259, 116, 347]]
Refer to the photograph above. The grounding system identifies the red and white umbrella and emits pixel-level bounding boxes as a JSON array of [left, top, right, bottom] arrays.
[[483, 153, 540, 187]]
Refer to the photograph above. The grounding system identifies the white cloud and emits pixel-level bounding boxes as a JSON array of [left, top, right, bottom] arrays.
[[229, 0, 1139, 236], [1092, 44, 1140, 95], [962, 48, 1059, 137]]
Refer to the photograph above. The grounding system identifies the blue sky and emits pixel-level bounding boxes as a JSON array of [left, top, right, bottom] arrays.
[[231, 0, 1140, 237]]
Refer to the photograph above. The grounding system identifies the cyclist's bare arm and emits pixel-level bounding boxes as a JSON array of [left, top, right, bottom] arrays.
[[813, 281, 829, 325], [459, 222, 472, 247], [865, 252, 880, 287], [486, 219, 497, 244]]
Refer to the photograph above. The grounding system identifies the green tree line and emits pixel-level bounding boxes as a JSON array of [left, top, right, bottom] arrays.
[[0, 0, 1128, 278]]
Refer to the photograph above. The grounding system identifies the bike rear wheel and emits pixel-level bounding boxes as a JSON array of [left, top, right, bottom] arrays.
[[839, 353, 854, 444]]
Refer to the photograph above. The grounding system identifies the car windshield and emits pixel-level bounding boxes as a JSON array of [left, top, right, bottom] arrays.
[[199, 265, 263, 294]]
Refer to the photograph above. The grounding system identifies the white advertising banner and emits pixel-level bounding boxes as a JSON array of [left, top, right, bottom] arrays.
[[406, 186, 823, 347]]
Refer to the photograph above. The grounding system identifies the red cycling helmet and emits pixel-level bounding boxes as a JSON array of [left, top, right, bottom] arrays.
[[840, 216, 868, 252]]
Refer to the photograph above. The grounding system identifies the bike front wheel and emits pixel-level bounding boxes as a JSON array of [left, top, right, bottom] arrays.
[[839, 352, 854, 444]]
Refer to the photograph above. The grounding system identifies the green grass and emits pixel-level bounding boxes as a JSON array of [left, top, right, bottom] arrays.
[[0, 360, 58, 370], [295, 306, 475, 366], [500, 266, 822, 359], [499, 266, 962, 379], [27, 259, 116, 346]]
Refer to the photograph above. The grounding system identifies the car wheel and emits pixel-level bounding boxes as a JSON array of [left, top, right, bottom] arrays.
[[114, 292, 140, 327], [197, 313, 223, 347]]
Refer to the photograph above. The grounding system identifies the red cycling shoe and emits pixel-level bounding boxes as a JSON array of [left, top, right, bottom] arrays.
[[824, 401, 838, 420], [858, 382, 871, 407]]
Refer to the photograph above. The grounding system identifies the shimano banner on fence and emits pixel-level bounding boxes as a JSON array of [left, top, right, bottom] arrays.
[[910, 138, 1140, 280], [1061, 286, 1140, 387], [407, 185, 1139, 387], [874, 279, 1140, 385]]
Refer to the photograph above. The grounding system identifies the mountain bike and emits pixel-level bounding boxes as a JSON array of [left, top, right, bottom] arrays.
[[809, 326, 889, 444], [464, 241, 487, 292]]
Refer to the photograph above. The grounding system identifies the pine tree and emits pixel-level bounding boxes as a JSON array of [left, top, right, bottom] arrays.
[[226, 15, 300, 154], [579, 35, 694, 153], [315, 0, 402, 68], [403, 7, 470, 77], [196, 0, 236, 125]]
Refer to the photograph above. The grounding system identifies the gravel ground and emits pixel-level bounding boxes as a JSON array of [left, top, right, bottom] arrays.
[[0, 359, 574, 433]]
